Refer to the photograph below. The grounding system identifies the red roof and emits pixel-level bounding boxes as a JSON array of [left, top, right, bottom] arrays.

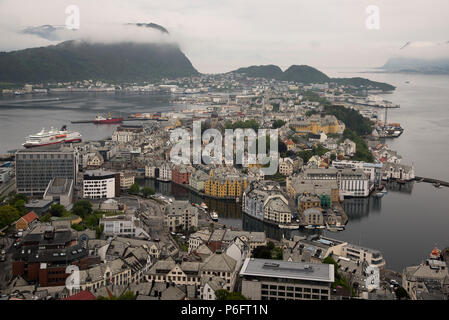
[[207, 241, 222, 252], [21, 211, 38, 223], [63, 290, 96, 301]]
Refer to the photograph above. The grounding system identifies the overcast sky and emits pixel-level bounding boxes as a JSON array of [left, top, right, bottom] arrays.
[[0, 0, 448, 73]]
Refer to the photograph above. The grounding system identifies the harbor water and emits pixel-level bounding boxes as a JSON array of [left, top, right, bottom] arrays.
[[1, 71, 449, 272]]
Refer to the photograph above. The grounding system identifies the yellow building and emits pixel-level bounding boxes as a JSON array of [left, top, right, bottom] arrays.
[[291, 114, 344, 136], [205, 170, 248, 199], [248, 163, 263, 169]]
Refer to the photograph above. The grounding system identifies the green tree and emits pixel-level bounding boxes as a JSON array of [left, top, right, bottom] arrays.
[[12, 199, 27, 215], [273, 247, 283, 260], [84, 215, 99, 229], [305, 109, 319, 117], [395, 286, 409, 300], [324, 105, 373, 136], [49, 203, 67, 217], [118, 291, 135, 300], [323, 256, 353, 292], [71, 223, 85, 231], [225, 119, 259, 131], [272, 119, 286, 129], [72, 200, 93, 218], [40, 213, 52, 222], [252, 246, 272, 259], [95, 224, 104, 239], [225, 292, 248, 300], [0, 204, 20, 229], [298, 150, 314, 163], [7, 192, 28, 206], [129, 183, 140, 195], [142, 186, 155, 198], [312, 144, 329, 157], [342, 129, 374, 162], [215, 290, 248, 300], [215, 289, 229, 300]]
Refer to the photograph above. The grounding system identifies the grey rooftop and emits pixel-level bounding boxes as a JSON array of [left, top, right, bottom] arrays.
[[239, 258, 334, 283]]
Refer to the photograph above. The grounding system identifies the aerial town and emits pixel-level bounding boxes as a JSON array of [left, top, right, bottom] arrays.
[[0, 72, 448, 301]]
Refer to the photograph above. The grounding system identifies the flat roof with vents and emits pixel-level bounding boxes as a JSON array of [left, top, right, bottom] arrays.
[[239, 258, 334, 283]]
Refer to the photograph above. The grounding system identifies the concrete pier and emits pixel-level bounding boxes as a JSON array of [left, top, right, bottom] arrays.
[[414, 176, 449, 188]]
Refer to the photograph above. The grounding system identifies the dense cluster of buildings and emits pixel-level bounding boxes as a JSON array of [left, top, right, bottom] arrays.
[[1, 72, 445, 301]]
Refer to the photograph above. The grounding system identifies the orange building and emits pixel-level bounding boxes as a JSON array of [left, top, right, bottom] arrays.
[[15, 211, 39, 230]]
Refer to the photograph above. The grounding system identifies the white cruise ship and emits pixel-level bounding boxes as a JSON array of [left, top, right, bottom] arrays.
[[23, 126, 82, 148]]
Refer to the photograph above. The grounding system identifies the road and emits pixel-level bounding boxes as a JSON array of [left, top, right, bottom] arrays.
[[0, 178, 15, 199]]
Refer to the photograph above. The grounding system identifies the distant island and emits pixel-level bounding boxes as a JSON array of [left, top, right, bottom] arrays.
[[381, 56, 449, 75], [231, 64, 396, 91]]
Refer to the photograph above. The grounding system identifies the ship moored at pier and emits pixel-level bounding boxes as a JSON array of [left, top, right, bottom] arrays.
[[22, 126, 82, 148]]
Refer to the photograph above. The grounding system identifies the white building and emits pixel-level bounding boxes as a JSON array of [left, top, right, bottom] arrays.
[[243, 186, 293, 224], [158, 162, 173, 182], [164, 200, 199, 232], [188, 229, 211, 253], [331, 160, 382, 188], [279, 157, 294, 176], [100, 215, 150, 239], [302, 168, 370, 198], [83, 170, 119, 199], [342, 139, 356, 156], [146, 161, 174, 182], [200, 277, 226, 300], [382, 162, 415, 181]]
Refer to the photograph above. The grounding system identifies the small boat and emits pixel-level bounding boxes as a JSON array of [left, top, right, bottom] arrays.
[[200, 202, 208, 210], [433, 183, 442, 189], [210, 211, 219, 221], [278, 223, 300, 230], [374, 187, 388, 197], [304, 225, 325, 230], [193, 203, 207, 212], [373, 192, 385, 198]]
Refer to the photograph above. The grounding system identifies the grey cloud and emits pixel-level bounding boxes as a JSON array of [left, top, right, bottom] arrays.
[[0, 0, 448, 73]]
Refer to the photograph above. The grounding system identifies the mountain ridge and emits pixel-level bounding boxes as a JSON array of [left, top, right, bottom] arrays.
[[231, 64, 395, 91], [0, 39, 198, 83]]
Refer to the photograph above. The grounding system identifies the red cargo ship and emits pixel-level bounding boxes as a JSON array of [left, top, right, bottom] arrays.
[[93, 112, 123, 124]]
